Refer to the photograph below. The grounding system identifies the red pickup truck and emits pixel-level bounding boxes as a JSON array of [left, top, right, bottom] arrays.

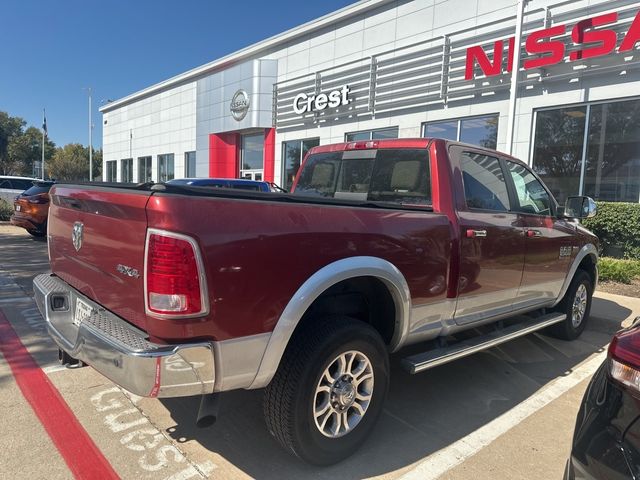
[[34, 138, 598, 465]]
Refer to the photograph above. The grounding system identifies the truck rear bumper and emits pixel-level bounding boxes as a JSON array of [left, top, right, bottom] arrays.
[[33, 273, 215, 398]]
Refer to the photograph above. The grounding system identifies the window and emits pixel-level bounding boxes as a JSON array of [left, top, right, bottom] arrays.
[[138, 156, 152, 183], [106, 161, 117, 182], [121, 158, 133, 183], [9, 179, 33, 190], [282, 138, 320, 191], [531, 107, 586, 204], [460, 152, 509, 211], [532, 98, 640, 204], [584, 101, 640, 203], [158, 154, 174, 182], [345, 127, 399, 142], [23, 183, 52, 196], [185, 151, 196, 177], [294, 149, 431, 206], [423, 114, 498, 149], [506, 161, 552, 216]]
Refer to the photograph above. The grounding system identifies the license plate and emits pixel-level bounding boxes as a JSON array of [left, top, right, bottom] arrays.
[[73, 298, 94, 327], [15, 205, 20, 211]]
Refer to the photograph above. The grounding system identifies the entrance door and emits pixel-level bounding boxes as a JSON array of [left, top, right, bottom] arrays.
[[240, 133, 264, 180]]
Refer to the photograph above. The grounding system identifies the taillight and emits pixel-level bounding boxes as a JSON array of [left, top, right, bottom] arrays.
[[609, 324, 640, 392], [144, 229, 208, 318]]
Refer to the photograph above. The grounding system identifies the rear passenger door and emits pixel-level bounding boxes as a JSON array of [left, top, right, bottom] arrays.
[[452, 148, 525, 325], [503, 160, 574, 306]]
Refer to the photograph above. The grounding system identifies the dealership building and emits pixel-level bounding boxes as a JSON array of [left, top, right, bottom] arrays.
[[100, 0, 640, 203]]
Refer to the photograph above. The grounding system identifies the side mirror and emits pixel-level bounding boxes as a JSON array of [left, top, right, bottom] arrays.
[[564, 196, 597, 219]]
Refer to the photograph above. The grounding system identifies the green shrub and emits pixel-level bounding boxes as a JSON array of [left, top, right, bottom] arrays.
[[598, 257, 640, 284], [582, 202, 640, 260], [0, 199, 13, 221]]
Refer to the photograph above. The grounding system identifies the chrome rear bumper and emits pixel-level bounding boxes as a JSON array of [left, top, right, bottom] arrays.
[[33, 273, 215, 398]]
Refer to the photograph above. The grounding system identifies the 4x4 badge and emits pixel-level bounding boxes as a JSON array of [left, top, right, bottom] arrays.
[[72, 222, 84, 252]]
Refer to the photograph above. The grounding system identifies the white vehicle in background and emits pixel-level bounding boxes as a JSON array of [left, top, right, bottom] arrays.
[[0, 176, 38, 204]]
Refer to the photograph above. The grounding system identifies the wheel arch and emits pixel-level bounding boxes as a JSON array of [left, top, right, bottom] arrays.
[[552, 243, 598, 308], [249, 256, 411, 389]]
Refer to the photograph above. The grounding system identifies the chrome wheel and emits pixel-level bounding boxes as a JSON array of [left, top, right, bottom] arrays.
[[313, 350, 374, 438], [572, 283, 588, 328]]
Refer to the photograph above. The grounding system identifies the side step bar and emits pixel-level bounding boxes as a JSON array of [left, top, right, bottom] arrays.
[[401, 312, 566, 374]]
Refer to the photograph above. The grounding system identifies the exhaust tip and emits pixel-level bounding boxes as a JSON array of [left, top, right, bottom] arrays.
[[196, 415, 217, 428]]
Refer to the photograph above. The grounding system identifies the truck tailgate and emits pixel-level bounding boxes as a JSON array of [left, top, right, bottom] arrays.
[[48, 185, 151, 331]]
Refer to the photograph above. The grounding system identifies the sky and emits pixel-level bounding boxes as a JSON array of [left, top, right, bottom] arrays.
[[1, 0, 355, 149]]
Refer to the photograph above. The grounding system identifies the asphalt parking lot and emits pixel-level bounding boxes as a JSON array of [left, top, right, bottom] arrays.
[[1, 222, 638, 480]]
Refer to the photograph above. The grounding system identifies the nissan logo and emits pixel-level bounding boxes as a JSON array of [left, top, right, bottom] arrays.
[[230, 89, 250, 121]]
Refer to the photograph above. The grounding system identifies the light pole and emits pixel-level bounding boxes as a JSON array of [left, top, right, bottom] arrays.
[[84, 87, 93, 181]]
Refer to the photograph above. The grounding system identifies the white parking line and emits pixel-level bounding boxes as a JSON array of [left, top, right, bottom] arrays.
[[399, 351, 607, 480]]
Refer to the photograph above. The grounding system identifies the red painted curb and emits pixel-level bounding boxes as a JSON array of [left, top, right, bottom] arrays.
[[0, 309, 120, 480]]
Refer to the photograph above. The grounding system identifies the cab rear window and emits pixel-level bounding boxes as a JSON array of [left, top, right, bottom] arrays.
[[294, 149, 431, 206]]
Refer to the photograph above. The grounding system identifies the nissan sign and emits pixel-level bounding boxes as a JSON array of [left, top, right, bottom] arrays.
[[465, 9, 640, 80], [230, 89, 250, 121]]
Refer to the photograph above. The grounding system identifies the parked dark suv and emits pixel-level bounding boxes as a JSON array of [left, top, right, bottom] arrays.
[[10, 181, 54, 237], [566, 318, 640, 479]]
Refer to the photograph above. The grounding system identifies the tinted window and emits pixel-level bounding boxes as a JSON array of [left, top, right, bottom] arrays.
[[294, 149, 431, 206], [10, 179, 32, 191], [506, 161, 552, 216], [0, 179, 11, 188], [461, 152, 510, 211], [294, 152, 342, 197], [23, 184, 52, 196], [368, 150, 431, 205]]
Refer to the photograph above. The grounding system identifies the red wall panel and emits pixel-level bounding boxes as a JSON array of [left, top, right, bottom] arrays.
[[263, 128, 275, 182], [209, 133, 239, 178]]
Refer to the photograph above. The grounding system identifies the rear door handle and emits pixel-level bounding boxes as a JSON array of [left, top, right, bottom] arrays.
[[526, 229, 543, 238], [466, 229, 487, 238]]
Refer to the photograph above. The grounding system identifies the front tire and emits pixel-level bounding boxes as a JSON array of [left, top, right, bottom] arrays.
[[548, 270, 593, 340], [263, 316, 389, 465]]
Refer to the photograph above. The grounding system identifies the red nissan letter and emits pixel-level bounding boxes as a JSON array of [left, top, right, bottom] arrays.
[[620, 10, 640, 52], [570, 12, 618, 61], [524, 25, 566, 69], [465, 39, 510, 80]]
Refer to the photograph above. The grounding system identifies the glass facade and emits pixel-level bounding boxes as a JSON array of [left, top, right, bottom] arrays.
[[138, 156, 152, 183], [106, 161, 117, 182], [345, 127, 399, 142], [121, 158, 133, 183], [282, 138, 320, 191], [185, 151, 196, 177], [158, 154, 175, 182], [423, 114, 498, 149], [533, 98, 640, 204]]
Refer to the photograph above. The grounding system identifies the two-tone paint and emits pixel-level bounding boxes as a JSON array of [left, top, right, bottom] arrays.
[[43, 138, 598, 393]]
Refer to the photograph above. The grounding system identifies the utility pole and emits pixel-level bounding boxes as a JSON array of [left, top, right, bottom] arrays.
[[505, 0, 528, 156], [41, 109, 46, 180], [88, 88, 93, 181]]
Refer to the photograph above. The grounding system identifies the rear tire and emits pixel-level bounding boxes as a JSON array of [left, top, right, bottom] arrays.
[[547, 270, 593, 341], [263, 316, 389, 465]]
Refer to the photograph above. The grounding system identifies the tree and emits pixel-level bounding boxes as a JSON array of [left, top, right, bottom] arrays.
[[7, 127, 55, 177], [0, 111, 26, 174], [91, 148, 103, 180], [47, 144, 85, 180]]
